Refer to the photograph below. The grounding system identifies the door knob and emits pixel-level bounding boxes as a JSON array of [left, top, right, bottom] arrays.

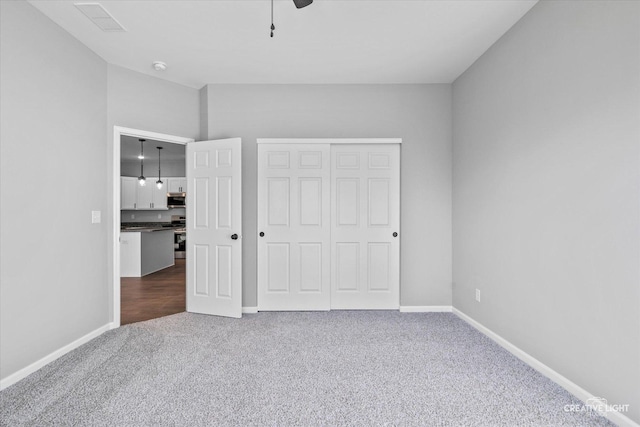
[[259, 232, 265, 237], [231, 234, 239, 240], [393, 232, 398, 237]]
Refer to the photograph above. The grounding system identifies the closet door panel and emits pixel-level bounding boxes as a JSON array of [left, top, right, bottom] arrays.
[[258, 144, 330, 310], [331, 144, 400, 309], [266, 178, 290, 226], [299, 178, 322, 226], [368, 178, 390, 226], [266, 243, 290, 292]]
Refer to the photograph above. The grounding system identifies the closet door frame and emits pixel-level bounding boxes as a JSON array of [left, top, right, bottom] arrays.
[[256, 138, 402, 311], [258, 139, 401, 145]]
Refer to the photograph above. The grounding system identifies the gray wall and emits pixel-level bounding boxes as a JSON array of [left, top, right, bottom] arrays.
[[107, 64, 200, 322], [107, 64, 200, 140], [199, 85, 209, 144], [121, 160, 185, 177], [452, 0, 640, 422], [203, 84, 452, 308], [0, 1, 108, 379]]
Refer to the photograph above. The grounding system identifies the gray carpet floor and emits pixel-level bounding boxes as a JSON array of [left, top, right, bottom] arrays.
[[0, 312, 615, 426]]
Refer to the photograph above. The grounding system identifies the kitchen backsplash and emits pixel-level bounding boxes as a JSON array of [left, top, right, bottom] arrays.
[[121, 208, 186, 223]]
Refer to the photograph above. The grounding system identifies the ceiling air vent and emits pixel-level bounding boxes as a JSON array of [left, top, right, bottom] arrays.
[[74, 3, 126, 32]]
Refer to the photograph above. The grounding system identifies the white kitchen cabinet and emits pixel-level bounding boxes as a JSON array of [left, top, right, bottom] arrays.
[[167, 177, 186, 193], [139, 177, 167, 209], [121, 177, 138, 210], [121, 176, 168, 210], [136, 179, 153, 209], [152, 181, 168, 209]]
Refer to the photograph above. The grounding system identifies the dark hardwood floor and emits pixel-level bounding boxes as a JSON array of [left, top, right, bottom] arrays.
[[121, 258, 186, 325]]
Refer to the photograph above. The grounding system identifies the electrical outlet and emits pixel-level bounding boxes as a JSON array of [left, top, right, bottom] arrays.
[[475, 289, 481, 302], [91, 210, 101, 224], [131, 214, 135, 219], [158, 213, 162, 219]]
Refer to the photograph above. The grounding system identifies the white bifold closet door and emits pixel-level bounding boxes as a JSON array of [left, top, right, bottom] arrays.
[[331, 144, 400, 309], [257, 142, 399, 310], [257, 144, 331, 310]]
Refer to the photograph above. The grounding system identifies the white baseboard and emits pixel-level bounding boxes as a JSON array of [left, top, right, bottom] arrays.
[[0, 322, 117, 391], [453, 308, 638, 427], [400, 305, 452, 313], [242, 306, 258, 314]]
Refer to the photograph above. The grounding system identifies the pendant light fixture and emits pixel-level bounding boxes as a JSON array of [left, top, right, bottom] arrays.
[[156, 146, 164, 189], [138, 139, 146, 186]]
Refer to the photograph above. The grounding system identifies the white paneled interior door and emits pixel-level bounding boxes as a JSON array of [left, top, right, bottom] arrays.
[[257, 140, 400, 311], [257, 144, 331, 310], [186, 138, 242, 318], [331, 144, 400, 309]]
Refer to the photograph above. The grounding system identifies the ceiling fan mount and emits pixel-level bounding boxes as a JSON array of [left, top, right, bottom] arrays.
[[293, 0, 313, 9], [271, 0, 313, 37]]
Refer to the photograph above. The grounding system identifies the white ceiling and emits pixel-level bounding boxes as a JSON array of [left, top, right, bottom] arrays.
[[29, 0, 537, 89], [121, 136, 185, 163]]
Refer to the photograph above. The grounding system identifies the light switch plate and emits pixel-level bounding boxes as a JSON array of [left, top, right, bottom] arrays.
[[91, 210, 101, 224]]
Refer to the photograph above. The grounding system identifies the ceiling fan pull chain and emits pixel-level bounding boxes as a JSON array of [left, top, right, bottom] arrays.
[[270, 0, 275, 37], [270, 0, 312, 38]]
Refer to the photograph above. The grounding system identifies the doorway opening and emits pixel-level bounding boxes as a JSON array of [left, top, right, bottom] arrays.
[[112, 127, 194, 327], [120, 260, 186, 325]]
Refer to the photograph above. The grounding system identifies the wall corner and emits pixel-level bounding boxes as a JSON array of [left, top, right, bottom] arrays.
[[199, 84, 209, 141]]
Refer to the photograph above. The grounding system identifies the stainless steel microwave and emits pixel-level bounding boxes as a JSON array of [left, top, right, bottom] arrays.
[[167, 193, 186, 208]]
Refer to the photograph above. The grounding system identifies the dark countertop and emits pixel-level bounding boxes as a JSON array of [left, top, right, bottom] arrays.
[[121, 227, 175, 233], [121, 222, 182, 233]]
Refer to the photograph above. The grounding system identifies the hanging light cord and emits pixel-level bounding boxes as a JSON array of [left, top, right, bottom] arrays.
[[270, 0, 275, 37], [138, 139, 146, 185], [140, 141, 144, 176], [156, 147, 164, 189]]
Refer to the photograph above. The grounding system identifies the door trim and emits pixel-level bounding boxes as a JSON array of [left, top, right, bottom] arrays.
[[257, 138, 402, 145], [112, 126, 194, 328]]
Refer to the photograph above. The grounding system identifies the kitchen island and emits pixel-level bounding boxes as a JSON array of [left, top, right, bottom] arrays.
[[120, 227, 175, 277]]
